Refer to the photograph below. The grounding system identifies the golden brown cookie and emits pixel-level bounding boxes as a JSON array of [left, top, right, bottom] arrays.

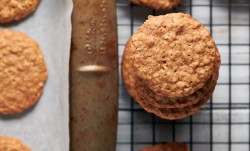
[[129, 13, 217, 98], [140, 142, 190, 151], [0, 0, 40, 23], [131, 0, 180, 10], [0, 136, 31, 151], [0, 29, 47, 114]]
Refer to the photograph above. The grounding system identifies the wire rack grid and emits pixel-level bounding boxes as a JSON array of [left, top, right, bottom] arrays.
[[116, 0, 250, 151]]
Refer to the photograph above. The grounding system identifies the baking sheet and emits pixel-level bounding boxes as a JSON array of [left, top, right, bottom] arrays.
[[0, 0, 72, 150]]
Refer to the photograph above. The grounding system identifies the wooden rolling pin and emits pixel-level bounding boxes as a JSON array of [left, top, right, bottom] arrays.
[[70, 0, 118, 150]]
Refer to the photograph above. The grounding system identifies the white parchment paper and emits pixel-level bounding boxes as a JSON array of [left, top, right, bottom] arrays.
[[0, 0, 72, 150]]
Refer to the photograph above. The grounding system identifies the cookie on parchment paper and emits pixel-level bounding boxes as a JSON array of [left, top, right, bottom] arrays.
[[0, 0, 40, 23], [140, 142, 190, 151], [131, 0, 180, 10], [0, 29, 47, 114], [0, 136, 31, 151]]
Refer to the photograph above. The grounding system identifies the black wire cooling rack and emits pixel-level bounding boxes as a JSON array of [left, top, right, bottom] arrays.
[[116, 0, 250, 151]]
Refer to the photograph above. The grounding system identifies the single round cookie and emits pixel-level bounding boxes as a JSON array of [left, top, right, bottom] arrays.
[[0, 29, 47, 114], [0, 0, 40, 23], [0, 136, 31, 151], [131, 0, 180, 10], [129, 13, 217, 98]]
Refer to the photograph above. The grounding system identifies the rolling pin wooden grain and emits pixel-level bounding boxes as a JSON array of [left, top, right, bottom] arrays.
[[70, 0, 118, 151]]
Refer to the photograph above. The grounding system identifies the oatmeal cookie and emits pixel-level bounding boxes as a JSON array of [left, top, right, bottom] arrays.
[[0, 0, 40, 23], [0, 29, 47, 114]]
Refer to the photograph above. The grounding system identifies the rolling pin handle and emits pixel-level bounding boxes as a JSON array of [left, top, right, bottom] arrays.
[[78, 65, 109, 73]]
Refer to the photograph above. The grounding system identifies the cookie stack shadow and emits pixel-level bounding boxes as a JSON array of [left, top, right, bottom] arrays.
[[122, 13, 221, 120]]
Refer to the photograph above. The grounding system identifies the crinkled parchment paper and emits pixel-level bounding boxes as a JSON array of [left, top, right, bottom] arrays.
[[0, 0, 73, 150]]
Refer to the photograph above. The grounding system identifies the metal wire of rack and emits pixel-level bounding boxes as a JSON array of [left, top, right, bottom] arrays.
[[116, 0, 250, 151]]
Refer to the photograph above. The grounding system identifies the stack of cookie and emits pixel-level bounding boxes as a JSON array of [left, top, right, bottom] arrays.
[[122, 13, 220, 120]]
